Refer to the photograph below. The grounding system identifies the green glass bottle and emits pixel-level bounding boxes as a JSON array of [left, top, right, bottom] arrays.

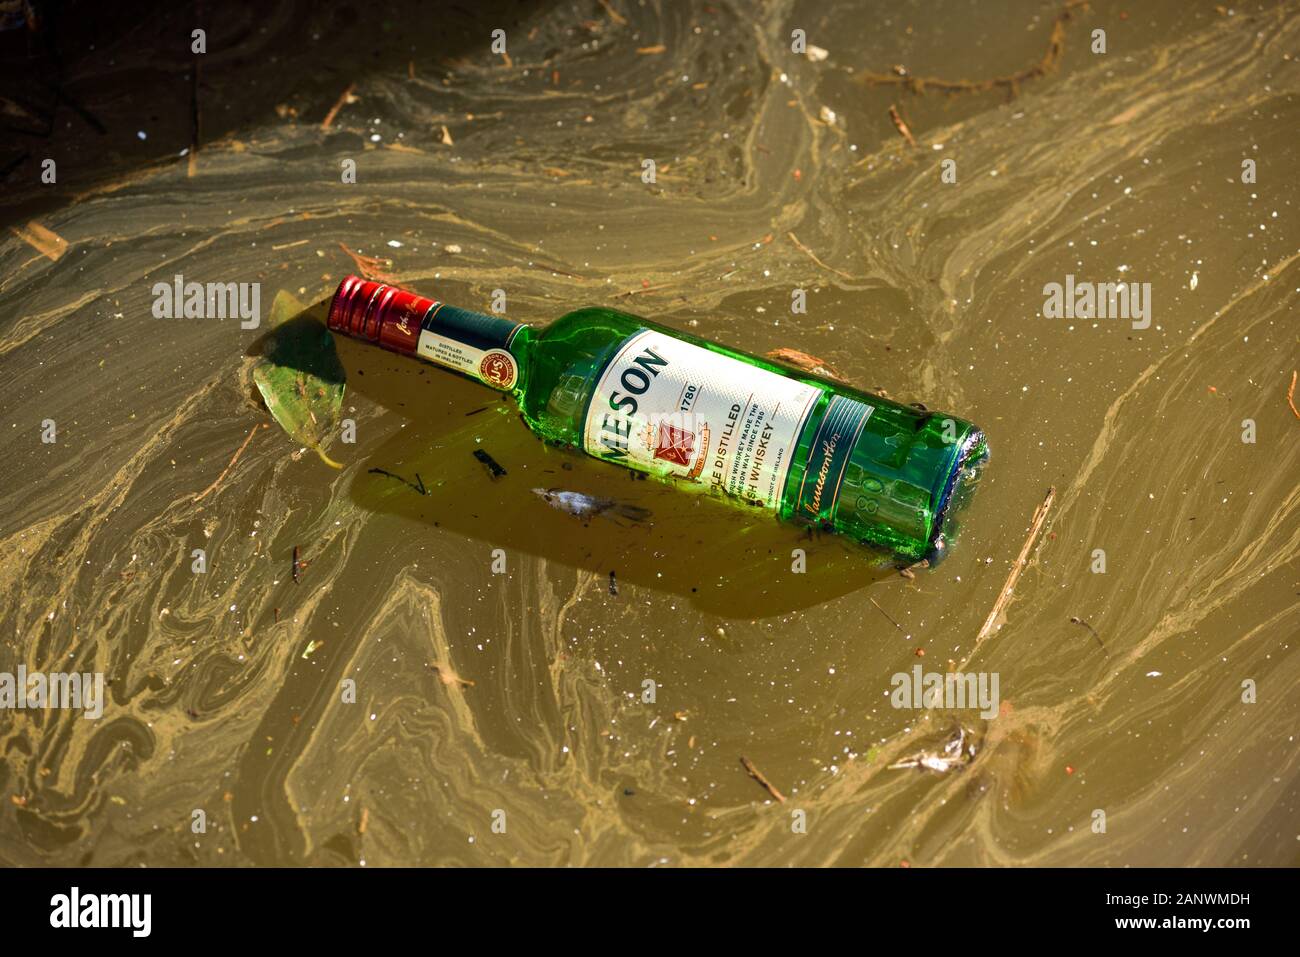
[[328, 275, 986, 561]]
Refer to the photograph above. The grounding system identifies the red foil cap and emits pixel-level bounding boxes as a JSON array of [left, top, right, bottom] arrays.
[[327, 275, 433, 356]]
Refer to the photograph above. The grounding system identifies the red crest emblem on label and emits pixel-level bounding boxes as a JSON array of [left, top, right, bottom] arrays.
[[479, 350, 517, 390], [653, 422, 695, 467]]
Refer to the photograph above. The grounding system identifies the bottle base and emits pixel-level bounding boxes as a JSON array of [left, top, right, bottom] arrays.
[[924, 430, 989, 566]]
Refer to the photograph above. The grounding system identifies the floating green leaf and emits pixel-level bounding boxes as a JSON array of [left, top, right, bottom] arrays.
[[253, 290, 346, 468]]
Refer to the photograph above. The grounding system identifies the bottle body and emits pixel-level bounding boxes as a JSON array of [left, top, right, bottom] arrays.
[[328, 276, 986, 561]]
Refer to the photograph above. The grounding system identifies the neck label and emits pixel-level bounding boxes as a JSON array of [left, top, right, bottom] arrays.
[[416, 302, 522, 390]]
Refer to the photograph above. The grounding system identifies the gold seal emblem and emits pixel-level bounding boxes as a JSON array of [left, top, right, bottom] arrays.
[[479, 349, 517, 389]]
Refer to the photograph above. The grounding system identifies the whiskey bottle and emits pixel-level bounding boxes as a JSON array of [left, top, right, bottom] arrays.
[[327, 275, 986, 561]]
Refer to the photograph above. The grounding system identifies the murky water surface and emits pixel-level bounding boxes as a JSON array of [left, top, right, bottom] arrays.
[[1, 0, 1297, 866]]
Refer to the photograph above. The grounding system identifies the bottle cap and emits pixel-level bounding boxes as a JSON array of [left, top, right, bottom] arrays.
[[327, 275, 428, 355]]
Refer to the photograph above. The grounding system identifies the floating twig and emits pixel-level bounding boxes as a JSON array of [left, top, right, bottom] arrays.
[[765, 347, 843, 380], [740, 756, 787, 802], [1287, 370, 1298, 421], [616, 279, 675, 298], [368, 467, 430, 495], [888, 104, 917, 148], [194, 424, 265, 502], [338, 242, 394, 281], [596, 0, 627, 25], [786, 231, 854, 281], [857, 0, 1086, 100], [531, 260, 587, 280], [292, 545, 303, 584], [321, 83, 357, 130], [974, 487, 1055, 646], [870, 596, 903, 631]]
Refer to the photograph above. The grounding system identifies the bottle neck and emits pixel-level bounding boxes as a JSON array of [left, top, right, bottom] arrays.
[[327, 275, 525, 391]]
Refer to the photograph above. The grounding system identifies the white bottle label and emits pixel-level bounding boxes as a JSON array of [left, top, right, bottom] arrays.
[[413, 302, 522, 390], [582, 329, 823, 510], [417, 329, 518, 390]]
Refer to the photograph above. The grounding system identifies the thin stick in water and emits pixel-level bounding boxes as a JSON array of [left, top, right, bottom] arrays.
[[787, 231, 855, 280], [870, 596, 903, 631], [194, 424, 265, 502], [321, 83, 357, 130], [974, 486, 1055, 646], [740, 756, 787, 803]]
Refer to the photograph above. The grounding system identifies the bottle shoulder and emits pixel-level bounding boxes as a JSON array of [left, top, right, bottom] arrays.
[[537, 305, 645, 340], [515, 307, 645, 443]]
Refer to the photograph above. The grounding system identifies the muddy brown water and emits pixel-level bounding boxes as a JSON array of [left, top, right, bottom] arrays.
[[1, 0, 1297, 866]]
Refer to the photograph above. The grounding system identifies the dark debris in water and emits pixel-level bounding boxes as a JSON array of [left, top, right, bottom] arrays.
[[368, 467, 429, 496], [473, 448, 507, 479], [1069, 616, 1108, 655]]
